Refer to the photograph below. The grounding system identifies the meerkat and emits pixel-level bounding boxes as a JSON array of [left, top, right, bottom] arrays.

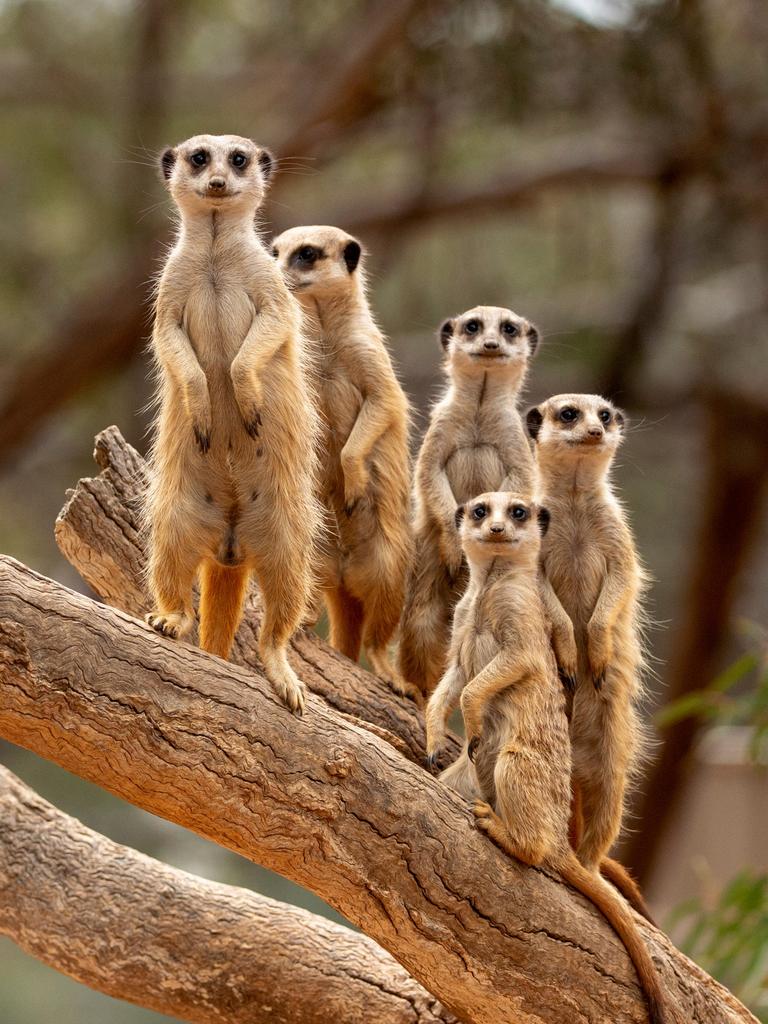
[[144, 134, 322, 713], [270, 225, 416, 701], [425, 493, 667, 1024], [398, 306, 539, 695], [526, 394, 649, 871]]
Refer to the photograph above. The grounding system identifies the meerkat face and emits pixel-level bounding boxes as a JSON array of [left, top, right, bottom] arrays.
[[526, 394, 626, 465], [439, 306, 539, 379], [159, 134, 275, 214], [271, 225, 363, 299], [456, 491, 547, 565]]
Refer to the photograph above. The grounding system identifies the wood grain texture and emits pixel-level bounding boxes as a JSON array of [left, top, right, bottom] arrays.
[[0, 555, 756, 1024], [0, 765, 452, 1024]]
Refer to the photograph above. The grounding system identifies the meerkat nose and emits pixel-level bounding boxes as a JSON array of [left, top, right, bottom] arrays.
[[483, 339, 500, 350], [490, 524, 505, 534], [208, 177, 226, 192], [588, 427, 603, 438]]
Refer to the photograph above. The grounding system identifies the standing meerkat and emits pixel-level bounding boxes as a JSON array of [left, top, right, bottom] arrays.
[[425, 493, 667, 1024], [271, 225, 416, 701], [526, 394, 649, 871], [399, 306, 539, 695], [145, 134, 321, 713]]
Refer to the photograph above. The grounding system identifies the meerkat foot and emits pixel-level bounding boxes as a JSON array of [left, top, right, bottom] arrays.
[[146, 610, 194, 641], [260, 646, 307, 715], [472, 801, 517, 857]]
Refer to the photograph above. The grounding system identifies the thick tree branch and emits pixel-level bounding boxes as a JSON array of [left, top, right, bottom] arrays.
[[54, 426, 459, 768], [0, 555, 756, 1024], [0, 764, 452, 1024]]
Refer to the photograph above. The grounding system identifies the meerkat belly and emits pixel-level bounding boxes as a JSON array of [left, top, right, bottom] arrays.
[[317, 370, 363, 506], [445, 445, 506, 504]]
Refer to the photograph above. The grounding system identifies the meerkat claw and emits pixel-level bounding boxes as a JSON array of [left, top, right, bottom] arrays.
[[425, 751, 440, 772], [244, 411, 262, 439], [558, 668, 577, 694], [193, 426, 211, 454], [593, 672, 605, 691], [467, 736, 480, 762]]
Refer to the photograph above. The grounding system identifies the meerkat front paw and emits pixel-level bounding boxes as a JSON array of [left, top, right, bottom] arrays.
[[146, 610, 194, 641], [340, 453, 369, 516], [183, 372, 212, 453], [467, 734, 481, 762], [552, 623, 578, 692], [586, 623, 612, 690], [440, 526, 464, 578], [231, 364, 264, 439]]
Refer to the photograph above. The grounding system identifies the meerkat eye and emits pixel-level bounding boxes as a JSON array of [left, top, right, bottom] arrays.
[[599, 409, 612, 424], [471, 504, 487, 521], [271, 247, 279, 259], [190, 149, 208, 168], [510, 505, 529, 521], [559, 407, 579, 423], [464, 319, 480, 335], [230, 151, 248, 169], [502, 322, 519, 337], [298, 246, 317, 262]]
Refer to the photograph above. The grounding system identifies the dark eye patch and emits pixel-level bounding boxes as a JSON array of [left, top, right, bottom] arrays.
[[464, 319, 482, 335], [559, 407, 579, 424], [271, 246, 279, 259], [290, 245, 323, 267], [189, 149, 209, 170], [471, 503, 487, 521], [599, 409, 612, 424], [230, 151, 249, 170], [502, 322, 519, 337], [509, 505, 529, 521]]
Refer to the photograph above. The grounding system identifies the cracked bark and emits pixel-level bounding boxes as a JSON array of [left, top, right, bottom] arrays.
[[0, 764, 452, 1024], [0, 555, 757, 1024]]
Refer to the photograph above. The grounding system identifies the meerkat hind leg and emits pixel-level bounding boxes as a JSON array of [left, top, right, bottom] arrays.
[[253, 547, 310, 715], [325, 584, 364, 662], [146, 532, 198, 641]]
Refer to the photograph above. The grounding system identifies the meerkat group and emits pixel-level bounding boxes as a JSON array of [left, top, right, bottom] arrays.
[[144, 135, 662, 1022]]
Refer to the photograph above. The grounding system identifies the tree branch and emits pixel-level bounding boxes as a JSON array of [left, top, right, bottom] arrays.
[[0, 765, 454, 1024], [0, 555, 756, 1024], [54, 426, 459, 768]]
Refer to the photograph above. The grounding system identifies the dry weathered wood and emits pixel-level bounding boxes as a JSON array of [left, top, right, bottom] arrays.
[[0, 764, 452, 1024], [54, 425, 459, 768], [0, 556, 756, 1024]]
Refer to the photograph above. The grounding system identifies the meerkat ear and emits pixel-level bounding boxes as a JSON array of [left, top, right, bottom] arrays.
[[537, 506, 551, 537], [439, 319, 455, 350], [614, 408, 627, 429], [159, 147, 176, 182], [454, 505, 465, 530], [527, 323, 541, 356], [526, 406, 544, 440], [343, 239, 362, 273], [257, 147, 276, 182]]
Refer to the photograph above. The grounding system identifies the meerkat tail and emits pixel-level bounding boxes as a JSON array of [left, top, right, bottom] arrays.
[[600, 858, 656, 925], [561, 854, 668, 1024], [198, 562, 250, 660]]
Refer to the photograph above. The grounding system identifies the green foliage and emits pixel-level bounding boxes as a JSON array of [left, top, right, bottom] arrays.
[[669, 870, 768, 1021], [656, 621, 768, 764]]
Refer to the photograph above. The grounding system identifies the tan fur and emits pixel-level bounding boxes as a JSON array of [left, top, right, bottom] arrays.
[[144, 134, 322, 713], [272, 226, 416, 701], [527, 394, 650, 869], [399, 307, 539, 695], [425, 493, 667, 1024]]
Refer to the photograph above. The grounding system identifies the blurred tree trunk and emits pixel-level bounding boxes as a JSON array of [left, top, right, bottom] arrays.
[[624, 389, 768, 883]]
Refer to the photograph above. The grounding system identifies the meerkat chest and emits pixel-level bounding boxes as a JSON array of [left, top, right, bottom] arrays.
[[313, 339, 364, 444], [180, 247, 260, 364], [543, 504, 607, 622]]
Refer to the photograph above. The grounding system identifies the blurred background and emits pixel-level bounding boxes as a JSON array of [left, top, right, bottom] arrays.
[[1, 0, 767, 1019]]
